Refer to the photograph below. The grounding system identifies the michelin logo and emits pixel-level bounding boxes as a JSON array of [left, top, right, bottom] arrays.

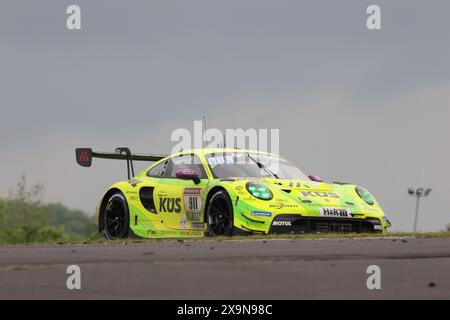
[[251, 211, 272, 217]]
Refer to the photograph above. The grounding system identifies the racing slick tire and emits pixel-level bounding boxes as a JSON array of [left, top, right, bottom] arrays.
[[103, 192, 130, 240], [205, 190, 234, 237]]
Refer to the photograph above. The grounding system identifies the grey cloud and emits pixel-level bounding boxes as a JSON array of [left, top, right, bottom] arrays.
[[1, 1, 449, 231]]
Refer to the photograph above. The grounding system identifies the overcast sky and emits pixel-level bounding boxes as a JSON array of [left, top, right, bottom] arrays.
[[1, 1, 449, 231]]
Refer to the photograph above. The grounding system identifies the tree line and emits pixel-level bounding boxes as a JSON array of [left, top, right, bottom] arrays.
[[0, 175, 98, 244]]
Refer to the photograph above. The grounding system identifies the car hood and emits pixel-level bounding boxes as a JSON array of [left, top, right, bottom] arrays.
[[258, 177, 379, 213], [220, 177, 379, 210]]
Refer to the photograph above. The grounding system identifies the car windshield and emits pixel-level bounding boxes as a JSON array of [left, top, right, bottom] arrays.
[[205, 152, 309, 180]]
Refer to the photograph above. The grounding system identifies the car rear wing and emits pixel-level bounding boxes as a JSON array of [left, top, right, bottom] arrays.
[[75, 147, 168, 179]]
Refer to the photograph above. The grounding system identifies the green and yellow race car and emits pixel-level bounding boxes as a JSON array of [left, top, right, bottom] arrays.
[[75, 147, 391, 239]]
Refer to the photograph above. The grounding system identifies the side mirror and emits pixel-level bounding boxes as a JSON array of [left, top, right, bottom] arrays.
[[308, 175, 323, 182], [176, 168, 200, 184]]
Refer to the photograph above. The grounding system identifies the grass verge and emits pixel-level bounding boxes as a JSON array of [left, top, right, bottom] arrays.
[[5, 231, 449, 246]]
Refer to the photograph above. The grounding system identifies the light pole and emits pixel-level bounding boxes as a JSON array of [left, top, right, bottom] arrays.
[[408, 188, 431, 232]]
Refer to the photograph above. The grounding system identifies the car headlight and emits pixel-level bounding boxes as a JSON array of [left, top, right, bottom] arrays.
[[355, 186, 375, 205], [246, 182, 273, 200]]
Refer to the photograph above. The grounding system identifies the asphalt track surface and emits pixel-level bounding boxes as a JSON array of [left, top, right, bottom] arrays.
[[0, 237, 449, 299]]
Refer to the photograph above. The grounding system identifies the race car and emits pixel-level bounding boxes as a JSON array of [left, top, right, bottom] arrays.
[[75, 147, 391, 239]]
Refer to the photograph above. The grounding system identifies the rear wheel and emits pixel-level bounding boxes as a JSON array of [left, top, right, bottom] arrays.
[[206, 190, 234, 236], [103, 193, 130, 240]]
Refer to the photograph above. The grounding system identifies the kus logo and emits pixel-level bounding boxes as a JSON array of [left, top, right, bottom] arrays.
[[301, 191, 340, 198], [159, 197, 181, 213]]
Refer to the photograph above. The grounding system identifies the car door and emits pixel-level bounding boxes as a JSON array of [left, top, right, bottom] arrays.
[[154, 153, 209, 230]]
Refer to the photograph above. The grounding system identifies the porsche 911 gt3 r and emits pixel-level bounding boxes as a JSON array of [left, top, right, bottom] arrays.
[[75, 147, 391, 239]]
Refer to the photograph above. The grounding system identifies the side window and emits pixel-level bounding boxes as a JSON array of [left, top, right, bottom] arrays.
[[165, 154, 207, 179], [147, 160, 168, 177]]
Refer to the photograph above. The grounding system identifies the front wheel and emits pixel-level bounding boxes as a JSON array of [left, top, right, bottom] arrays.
[[103, 192, 130, 240], [206, 190, 234, 236]]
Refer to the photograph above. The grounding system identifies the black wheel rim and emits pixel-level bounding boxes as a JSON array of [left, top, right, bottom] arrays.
[[208, 197, 231, 236], [105, 197, 126, 238]]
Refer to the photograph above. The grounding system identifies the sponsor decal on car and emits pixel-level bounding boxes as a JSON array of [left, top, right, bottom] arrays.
[[159, 197, 182, 213], [301, 191, 340, 198], [187, 212, 201, 221], [191, 222, 206, 229], [147, 229, 203, 237], [157, 191, 168, 197], [269, 203, 299, 209], [184, 188, 201, 195], [251, 211, 272, 217], [184, 188, 202, 213], [207, 155, 235, 166], [179, 215, 187, 229], [319, 208, 352, 218], [272, 220, 292, 226], [183, 188, 202, 212]]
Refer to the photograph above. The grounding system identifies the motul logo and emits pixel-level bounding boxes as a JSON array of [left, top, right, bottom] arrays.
[[273, 221, 292, 226]]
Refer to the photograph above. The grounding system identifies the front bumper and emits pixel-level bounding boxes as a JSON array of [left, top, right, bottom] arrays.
[[268, 214, 383, 234]]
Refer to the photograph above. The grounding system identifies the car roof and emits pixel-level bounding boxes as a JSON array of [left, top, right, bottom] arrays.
[[169, 148, 281, 158], [144, 148, 287, 175]]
